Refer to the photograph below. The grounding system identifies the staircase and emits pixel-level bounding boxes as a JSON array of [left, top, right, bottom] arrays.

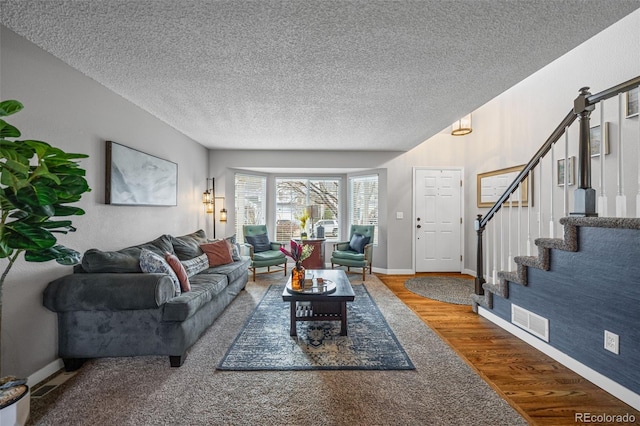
[[470, 77, 640, 410]]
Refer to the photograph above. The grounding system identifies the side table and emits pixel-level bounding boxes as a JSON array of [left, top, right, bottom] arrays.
[[295, 238, 325, 269]]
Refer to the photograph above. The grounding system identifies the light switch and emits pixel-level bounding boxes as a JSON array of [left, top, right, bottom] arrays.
[[396, 212, 404, 219]]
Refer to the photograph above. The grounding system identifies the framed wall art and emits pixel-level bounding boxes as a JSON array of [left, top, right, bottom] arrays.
[[590, 122, 610, 157], [106, 141, 178, 206], [477, 165, 530, 208], [626, 87, 638, 118], [557, 156, 575, 187]]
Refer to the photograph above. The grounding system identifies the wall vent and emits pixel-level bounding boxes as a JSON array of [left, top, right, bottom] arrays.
[[511, 304, 549, 342]]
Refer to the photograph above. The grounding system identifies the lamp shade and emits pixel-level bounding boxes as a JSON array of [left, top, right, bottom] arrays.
[[219, 208, 227, 222], [451, 113, 472, 136]]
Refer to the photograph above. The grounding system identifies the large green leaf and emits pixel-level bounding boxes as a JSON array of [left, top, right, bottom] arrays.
[[38, 220, 74, 231], [25, 245, 80, 265], [0, 100, 23, 117], [5, 222, 56, 249], [52, 205, 86, 216], [16, 184, 58, 207], [0, 119, 21, 138]]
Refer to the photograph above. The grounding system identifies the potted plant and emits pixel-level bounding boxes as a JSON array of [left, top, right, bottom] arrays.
[[297, 211, 310, 239], [0, 100, 91, 423]]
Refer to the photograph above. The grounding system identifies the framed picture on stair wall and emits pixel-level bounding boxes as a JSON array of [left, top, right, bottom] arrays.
[[557, 156, 575, 187], [626, 87, 638, 118], [590, 122, 610, 157], [477, 165, 530, 208]]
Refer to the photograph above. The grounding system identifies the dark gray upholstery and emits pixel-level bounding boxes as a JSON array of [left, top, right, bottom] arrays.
[[43, 230, 250, 369]]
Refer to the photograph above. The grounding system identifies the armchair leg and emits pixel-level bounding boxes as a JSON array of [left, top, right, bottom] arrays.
[[362, 268, 365, 281], [284, 262, 287, 276], [253, 267, 256, 282]]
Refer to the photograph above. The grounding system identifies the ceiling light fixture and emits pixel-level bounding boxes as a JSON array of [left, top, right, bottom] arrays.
[[451, 113, 472, 136]]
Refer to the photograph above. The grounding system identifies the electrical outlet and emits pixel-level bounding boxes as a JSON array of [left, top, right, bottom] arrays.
[[604, 330, 619, 355]]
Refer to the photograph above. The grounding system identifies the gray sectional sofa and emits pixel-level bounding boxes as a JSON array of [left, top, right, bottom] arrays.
[[43, 230, 249, 370]]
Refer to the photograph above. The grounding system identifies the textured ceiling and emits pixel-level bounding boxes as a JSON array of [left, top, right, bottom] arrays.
[[1, 1, 639, 151]]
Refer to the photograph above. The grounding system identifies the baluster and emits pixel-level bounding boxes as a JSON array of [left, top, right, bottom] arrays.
[[508, 194, 513, 271], [492, 215, 498, 284], [527, 170, 532, 256], [485, 220, 491, 284], [598, 100, 608, 216], [549, 145, 556, 237], [538, 161, 543, 241], [517, 183, 522, 258], [563, 127, 569, 217], [637, 87, 640, 217], [616, 93, 627, 217], [500, 204, 505, 272]]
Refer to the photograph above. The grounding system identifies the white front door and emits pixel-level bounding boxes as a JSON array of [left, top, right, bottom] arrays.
[[415, 168, 463, 272]]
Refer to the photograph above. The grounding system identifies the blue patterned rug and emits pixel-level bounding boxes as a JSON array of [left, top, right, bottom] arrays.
[[217, 284, 415, 370]]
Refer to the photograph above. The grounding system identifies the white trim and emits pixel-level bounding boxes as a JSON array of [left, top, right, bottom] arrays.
[[27, 358, 64, 387], [463, 268, 476, 277], [479, 307, 640, 411], [375, 268, 414, 275]]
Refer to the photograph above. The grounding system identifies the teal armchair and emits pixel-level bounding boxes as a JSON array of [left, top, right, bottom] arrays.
[[331, 225, 374, 280], [243, 225, 287, 281]]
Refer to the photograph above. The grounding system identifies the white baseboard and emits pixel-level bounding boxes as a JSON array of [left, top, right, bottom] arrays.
[[27, 358, 64, 387], [479, 307, 640, 411], [462, 268, 476, 277], [373, 268, 414, 275]]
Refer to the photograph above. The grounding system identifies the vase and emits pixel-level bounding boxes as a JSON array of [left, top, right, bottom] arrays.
[[292, 262, 306, 290]]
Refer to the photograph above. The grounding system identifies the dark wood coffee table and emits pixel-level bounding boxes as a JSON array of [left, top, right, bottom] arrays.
[[281, 269, 355, 337]]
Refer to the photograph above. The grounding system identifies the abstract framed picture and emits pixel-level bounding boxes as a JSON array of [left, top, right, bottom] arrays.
[[626, 87, 638, 118], [590, 122, 610, 157], [106, 141, 177, 206], [557, 156, 575, 187]]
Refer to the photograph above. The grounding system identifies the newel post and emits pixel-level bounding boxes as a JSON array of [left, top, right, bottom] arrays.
[[474, 214, 486, 295], [571, 86, 598, 217]]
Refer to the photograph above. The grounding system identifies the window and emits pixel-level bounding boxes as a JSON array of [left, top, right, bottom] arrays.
[[275, 178, 340, 241], [349, 174, 378, 243], [235, 173, 267, 241]]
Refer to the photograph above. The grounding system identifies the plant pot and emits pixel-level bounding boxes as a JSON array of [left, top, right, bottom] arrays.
[[0, 385, 30, 426]]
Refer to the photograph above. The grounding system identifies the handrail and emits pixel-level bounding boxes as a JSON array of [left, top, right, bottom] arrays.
[[477, 110, 576, 229], [586, 75, 640, 105]]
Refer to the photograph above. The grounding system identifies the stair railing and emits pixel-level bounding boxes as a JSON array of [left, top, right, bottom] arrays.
[[474, 76, 640, 296]]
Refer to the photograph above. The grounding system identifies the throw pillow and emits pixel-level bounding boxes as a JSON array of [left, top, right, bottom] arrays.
[[139, 249, 181, 296], [349, 233, 371, 254], [245, 234, 271, 253], [180, 253, 209, 278], [200, 240, 234, 267], [171, 229, 208, 260], [225, 235, 242, 261], [165, 252, 191, 292]]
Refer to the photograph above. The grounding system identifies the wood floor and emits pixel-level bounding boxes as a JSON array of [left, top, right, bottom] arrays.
[[377, 272, 639, 426]]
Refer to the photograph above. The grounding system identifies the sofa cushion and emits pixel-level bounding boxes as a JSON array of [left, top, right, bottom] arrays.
[[332, 250, 365, 261], [139, 249, 181, 296], [165, 252, 191, 292], [180, 253, 209, 278], [171, 229, 208, 260], [81, 234, 174, 273], [162, 274, 228, 322], [245, 234, 271, 252], [198, 256, 251, 284], [200, 240, 233, 267], [349, 233, 370, 254]]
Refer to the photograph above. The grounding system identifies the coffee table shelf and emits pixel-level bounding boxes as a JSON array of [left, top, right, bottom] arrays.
[[282, 269, 355, 337]]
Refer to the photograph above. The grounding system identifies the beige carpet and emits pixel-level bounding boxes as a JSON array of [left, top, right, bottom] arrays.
[[28, 273, 526, 426]]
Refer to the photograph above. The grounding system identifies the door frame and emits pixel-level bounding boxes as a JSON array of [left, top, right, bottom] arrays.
[[412, 167, 465, 273]]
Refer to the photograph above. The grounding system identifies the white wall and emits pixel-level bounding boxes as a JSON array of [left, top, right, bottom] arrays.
[[0, 27, 209, 377]]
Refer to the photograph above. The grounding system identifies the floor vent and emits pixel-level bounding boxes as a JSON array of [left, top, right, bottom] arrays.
[[31, 371, 77, 399], [511, 304, 549, 342]]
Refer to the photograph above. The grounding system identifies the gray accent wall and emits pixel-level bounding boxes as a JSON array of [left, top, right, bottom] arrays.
[[0, 27, 209, 377]]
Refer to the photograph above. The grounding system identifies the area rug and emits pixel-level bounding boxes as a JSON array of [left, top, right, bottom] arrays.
[[218, 284, 415, 370], [404, 276, 474, 305], [27, 274, 527, 426]]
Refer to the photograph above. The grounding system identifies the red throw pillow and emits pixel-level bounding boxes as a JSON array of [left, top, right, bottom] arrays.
[[165, 252, 191, 292], [200, 240, 233, 267]]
